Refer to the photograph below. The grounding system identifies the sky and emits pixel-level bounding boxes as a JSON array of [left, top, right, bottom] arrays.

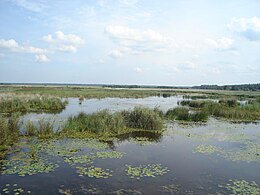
[[0, 0, 260, 86]]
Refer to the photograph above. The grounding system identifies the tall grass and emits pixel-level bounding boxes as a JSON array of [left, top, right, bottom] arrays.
[[0, 94, 68, 113], [165, 107, 208, 122], [121, 107, 163, 130], [25, 119, 54, 138], [0, 114, 20, 150], [62, 107, 163, 137], [179, 99, 260, 121]]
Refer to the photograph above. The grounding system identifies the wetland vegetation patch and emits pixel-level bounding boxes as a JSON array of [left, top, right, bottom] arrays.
[[125, 164, 169, 179]]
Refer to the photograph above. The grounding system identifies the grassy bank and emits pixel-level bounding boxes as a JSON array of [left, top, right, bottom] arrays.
[[0, 94, 68, 113], [179, 100, 260, 121]]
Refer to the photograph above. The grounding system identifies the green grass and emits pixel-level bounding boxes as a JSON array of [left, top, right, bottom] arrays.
[[62, 107, 163, 137], [25, 119, 54, 138], [0, 114, 20, 157], [1, 85, 259, 99], [0, 94, 68, 113], [179, 99, 260, 121], [165, 107, 208, 122]]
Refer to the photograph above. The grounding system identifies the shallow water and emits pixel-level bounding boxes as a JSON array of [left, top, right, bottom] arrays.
[[1, 97, 260, 194], [1, 118, 259, 194]]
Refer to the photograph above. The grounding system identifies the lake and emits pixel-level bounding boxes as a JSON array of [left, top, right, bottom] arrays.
[[0, 96, 259, 194]]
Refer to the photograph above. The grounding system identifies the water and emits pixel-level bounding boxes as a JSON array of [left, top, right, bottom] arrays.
[[20, 96, 184, 130], [1, 97, 260, 194]]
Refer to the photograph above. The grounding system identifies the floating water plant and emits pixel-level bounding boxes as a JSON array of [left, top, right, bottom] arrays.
[[194, 144, 220, 154], [110, 189, 142, 195], [220, 179, 259, 195], [76, 166, 113, 178], [125, 164, 169, 179], [161, 184, 181, 194], [0, 184, 31, 194], [64, 155, 93, 165], [1, 155, 58, 176], [223, 141, 260, 162], [95, 151, 124, 159], [130, 137, 154, 146]]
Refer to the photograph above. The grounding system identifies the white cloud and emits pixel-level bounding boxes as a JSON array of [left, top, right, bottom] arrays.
[[105, 25, 175, 56], [42, 31, 84, 53], [206, 37, 234, 50], [0, 39, 47, 54], [0, 39, 19, 50], [109, 49, 123, 58], [35, 54, 49, 63], [228, 17, 260, 41], [11, 0, 47, 12], [133, 67, 144, 73]]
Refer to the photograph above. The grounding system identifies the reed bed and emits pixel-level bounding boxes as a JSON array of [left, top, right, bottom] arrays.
[[0, 94, 68, 113]]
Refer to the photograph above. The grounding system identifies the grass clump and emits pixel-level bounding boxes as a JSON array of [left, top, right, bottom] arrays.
[[25, 120, 54, 138], [121, 107, 163, 130], [63, 110, 126, 135], [0, 94, 68, 113], [178, 99, 260, 121], [62, 107, 163, 137], [0, 114, 20, 154], [165, 107, 208, 122]]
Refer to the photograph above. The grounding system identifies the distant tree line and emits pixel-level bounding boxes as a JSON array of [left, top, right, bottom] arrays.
[[192, 83, 260, 91]]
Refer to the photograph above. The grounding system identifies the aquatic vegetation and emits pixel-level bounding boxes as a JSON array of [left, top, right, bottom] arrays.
[[161, 184, 181, 194], [25, 121, 37, 136], [179, 100, 260, 121], [0, 184, 31, 194], [125, 164, 169, 179], [63, 110, 126, 135], [110, 189, 142, 195], [64, 155, 93, 165], [95, 151, 124, 159], [0, 114, 20, 156], [76, 166, 113, 178], [220, 180, 259, 195], [1, 156, 58, 176], [223, 141, 260, 162], [0, 94, 68, 113], [130, 137, 154, 146], [194, 144, 220, 154], [121, 107, 163, 130], [59, 184, 102, 194], [62, 107, 163, 137], [37, 141, 80, 157], [165, 107, 208, 122]]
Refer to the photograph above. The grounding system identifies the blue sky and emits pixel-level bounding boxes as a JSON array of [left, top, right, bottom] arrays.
[[0, 0, 259, 86]]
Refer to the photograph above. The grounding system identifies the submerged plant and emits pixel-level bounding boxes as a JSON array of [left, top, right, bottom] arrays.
[[76, 166, 113, 178], [125, 164, 169, 179], [130, 137, 154, 146]]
